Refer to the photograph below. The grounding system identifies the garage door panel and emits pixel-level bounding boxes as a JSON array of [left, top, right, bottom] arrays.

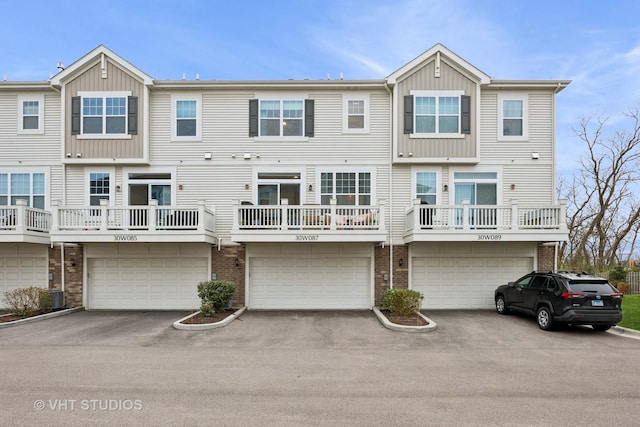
[[0, 252, 48, 309], [88, 257, 207, 310], [250, 257, 370, 309], [412, 256, 533, 309]]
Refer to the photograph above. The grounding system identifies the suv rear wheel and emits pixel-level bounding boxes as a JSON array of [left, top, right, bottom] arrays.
[[536, 306, 554, 331], [495, 295, 509, 315]]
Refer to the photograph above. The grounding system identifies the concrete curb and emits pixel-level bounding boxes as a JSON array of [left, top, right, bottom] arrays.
[[373, 307, 437, 333], [173, 307, 246, 331], [0, 307, 84, 329], [608, 325, 640, 340]]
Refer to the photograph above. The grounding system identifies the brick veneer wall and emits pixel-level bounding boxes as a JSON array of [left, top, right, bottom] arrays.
[[48, 244, 84, 308], [374, 245, 409, 306], [537, 244, 556, 271], [211, 245, 246, 308]]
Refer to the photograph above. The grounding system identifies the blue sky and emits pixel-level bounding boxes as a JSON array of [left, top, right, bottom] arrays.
[[2, 0, 639, 176]]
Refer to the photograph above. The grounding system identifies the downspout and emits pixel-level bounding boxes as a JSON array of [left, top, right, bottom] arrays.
[[60, 243, 65, 293], [384, 81, 394, 289]]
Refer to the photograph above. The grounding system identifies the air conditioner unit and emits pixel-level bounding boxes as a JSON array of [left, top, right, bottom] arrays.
[[49, 290, 65, 310]]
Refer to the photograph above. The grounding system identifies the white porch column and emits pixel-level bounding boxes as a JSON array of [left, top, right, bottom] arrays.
[[511, 199, 519, 230], [148, 199, 158, 231]]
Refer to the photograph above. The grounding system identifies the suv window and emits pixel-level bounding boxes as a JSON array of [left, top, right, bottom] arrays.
[[515, 276, 533, 288], [529, 276, 548, 290], [567, 282, 615, 293]]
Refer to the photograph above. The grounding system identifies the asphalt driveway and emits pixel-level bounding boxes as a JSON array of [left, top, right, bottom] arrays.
[[1, 309, 639, 426]]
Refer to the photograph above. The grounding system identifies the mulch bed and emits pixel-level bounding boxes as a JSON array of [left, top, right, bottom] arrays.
[[379, 310, 429, 327], [0, 313, 29, 323], [180, 309, 236, 324]]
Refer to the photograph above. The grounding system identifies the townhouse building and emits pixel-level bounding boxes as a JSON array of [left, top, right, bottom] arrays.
[[0, 44, 569, 311]]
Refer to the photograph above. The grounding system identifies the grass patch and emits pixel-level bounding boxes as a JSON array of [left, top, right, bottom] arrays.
[[619, 294, 640, 330]]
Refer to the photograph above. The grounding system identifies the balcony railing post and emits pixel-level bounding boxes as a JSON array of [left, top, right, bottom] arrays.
[[379, 199, 386, 232], [511, 199, 519, 230], [197, 200, 206, 232], [280, 198, 288, 230], [51, 200, 60, 231], [100, 199, 109, 230], [15, 199, 27, 233], [412, 198, 421, 231], [330, 198, 337, 230], [462, 199, 470, 230], [559, 199, 567, 230], [148, 199, 157, 231], [232, 200, 240, 230]]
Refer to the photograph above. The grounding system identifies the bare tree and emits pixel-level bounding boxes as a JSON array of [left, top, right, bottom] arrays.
[[559, 109, 640, 270]]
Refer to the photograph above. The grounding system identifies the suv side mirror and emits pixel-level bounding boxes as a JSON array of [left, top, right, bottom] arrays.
[[508, 282, 515, 288]]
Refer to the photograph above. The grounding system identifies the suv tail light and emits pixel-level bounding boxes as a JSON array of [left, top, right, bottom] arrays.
[[610, 293, 624, 299], [561, 292, 585, 299]]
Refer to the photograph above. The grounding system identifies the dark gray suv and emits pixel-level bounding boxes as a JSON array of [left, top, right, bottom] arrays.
[[494, 271, 623, 331]]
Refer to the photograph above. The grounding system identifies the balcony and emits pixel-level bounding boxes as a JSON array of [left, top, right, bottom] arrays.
[[0, 200, 51, 244], [404, 199, 568, 243], [49, 200, 216, 244], [231, 199, 386, 243]]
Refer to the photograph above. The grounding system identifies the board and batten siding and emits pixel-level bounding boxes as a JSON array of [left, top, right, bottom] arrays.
[[65, 58, 145, 160], [395, 60, 477, 159]]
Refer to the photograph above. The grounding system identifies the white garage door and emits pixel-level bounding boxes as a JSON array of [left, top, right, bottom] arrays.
[[88, 257, 207, 310], [250, 257, 371, 309], [412, 257, 533, 309], [0, 245, 48, 309]]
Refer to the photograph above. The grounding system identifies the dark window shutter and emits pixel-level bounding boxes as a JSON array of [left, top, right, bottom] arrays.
[[128, 96, 138, 135], [249, 99, 258, 137], [403, 95, 413, 134], [71, 96, 81, 135], [305, 99, 314, 137], [461, 95, 471, 134]]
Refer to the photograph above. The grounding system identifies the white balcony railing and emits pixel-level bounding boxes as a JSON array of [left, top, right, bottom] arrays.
[[51, 200, 215, 232], [0, 200, 51, 233], [405, 199, 567, 232], [232, 199, 385, 232]]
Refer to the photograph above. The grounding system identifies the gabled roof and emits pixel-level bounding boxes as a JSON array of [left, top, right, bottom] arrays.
[[386, 43, 491, 85], [50, 45, 154, 87]]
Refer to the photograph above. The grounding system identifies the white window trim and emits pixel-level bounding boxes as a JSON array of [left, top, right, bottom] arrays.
[[123, 167, 177, 206], [85, 168, 116, 206], [0, 167, 50, 209], [171, 94, 202, 142], [317, 168, 376, 206], [410, 89, 465, 139], [17, 94, 44, 134], [254, 93, 308, 141], [77, 91, 132, 139], [498, 93, 528, 141], [450, 167, 502, 205], [342, 94, 370, 134], [411, 167, 442, 203]]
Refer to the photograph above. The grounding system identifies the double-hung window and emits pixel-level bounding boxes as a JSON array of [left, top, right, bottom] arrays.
[[498, 94, 527, 140], [249, 98, 314, 138], [0, 172, 46, 209], [172, 95, 201, 140], [18, 95, 44, 134], [405, 90, 470, 137], [343, 94, 369, 133], [320, 171, 371, 205], [72, 91, 137, 137], [89, 172, 111, 206]]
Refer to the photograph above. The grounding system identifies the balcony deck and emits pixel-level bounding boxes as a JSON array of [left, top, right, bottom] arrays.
[[404, 199, 568, 243], [0, 201, 51, 244], [230, 200, 386, 243], [49, 200, 217, 243]]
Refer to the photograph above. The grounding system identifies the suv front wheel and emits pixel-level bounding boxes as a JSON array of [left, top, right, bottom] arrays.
[[536, 306, 554, 331], [495, 295, 509, 315]]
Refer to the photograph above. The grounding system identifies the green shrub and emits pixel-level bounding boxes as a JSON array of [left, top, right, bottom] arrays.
[[382, 288, 424, 316], [197, 280, 236, 316], [608, 265, 627, 283], [3, 286, 52, 317]]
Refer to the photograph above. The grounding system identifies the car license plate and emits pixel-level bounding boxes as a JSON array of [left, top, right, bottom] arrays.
[[591, 300, 604, 307]]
